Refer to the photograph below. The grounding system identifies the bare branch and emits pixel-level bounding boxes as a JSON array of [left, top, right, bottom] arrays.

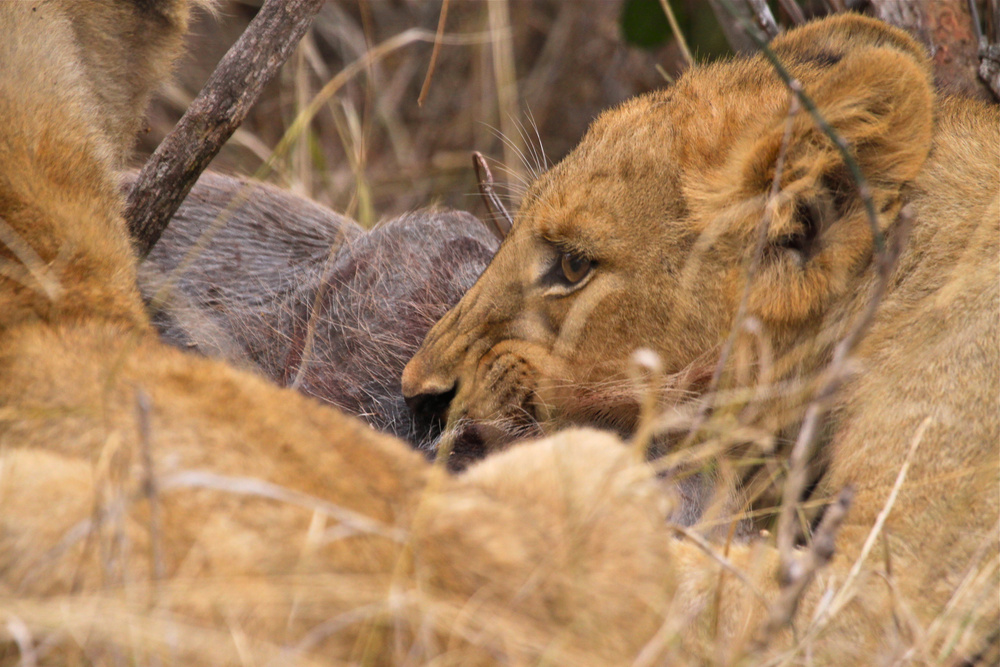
[[747, 0, 781, 39], [126, 0, 326, 258], [762, 486, 853, 641], [980, 43, 1000, 99]]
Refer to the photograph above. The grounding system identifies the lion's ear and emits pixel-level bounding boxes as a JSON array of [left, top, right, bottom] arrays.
[[737, 16, 934, 325]]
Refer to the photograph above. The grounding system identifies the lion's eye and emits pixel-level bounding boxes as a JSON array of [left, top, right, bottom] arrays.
[[560, 252, 592, 284]]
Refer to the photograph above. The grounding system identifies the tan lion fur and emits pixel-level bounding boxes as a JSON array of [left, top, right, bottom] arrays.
[[0, 2, 682, 664], [1, 3, 996, 664], [405, 12, 999, 664]]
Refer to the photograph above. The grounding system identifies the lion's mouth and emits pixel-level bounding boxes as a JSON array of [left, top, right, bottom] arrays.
[[435, 409, 545, 471], [420, 359, 715, 471]]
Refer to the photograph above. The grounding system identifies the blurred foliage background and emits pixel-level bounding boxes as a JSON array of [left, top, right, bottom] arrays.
[[137, 0, 997, 228]]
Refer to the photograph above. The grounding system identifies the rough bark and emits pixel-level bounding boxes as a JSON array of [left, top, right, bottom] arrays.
[[127, 0, 326, 257], [869, 0, 994, 100]]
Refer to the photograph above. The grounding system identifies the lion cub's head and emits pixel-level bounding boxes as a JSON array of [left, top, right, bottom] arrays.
[[402, 14, 934, 463]]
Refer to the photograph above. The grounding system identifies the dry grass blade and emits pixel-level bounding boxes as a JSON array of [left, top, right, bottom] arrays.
[[658, 0, 694, 66], [4, 616, 38, 667], [629, 348, 664, 459], [417, 0, 450, 107], [827, 417, 932, 617], [488, 0, 524, 193], [775, 206, 914, 586], [671, 525, 769, 606], [160, 470, 407, 543], [0, 215, 63, 301], [687, 93, 800, 441]]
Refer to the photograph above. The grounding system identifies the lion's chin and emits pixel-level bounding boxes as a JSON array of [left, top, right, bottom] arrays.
[[435, 418, 542, 471], [436, 402, 639, 472]]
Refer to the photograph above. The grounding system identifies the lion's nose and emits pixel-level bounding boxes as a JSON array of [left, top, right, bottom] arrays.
[[404, 383, 457, 440], [404, 383, 456, 430], [402, 358, 457, 434]]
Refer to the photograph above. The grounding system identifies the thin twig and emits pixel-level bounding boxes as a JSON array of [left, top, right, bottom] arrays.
[[472, 151, 514, 240], [127, 0, 326, 257], [969, 0, 986, 48], [418, 0, 451, 106], [761, 486, 853, 641], [657, 0, 694, 66], [775, 205, 914, 583], [717, 0, 886, 255]]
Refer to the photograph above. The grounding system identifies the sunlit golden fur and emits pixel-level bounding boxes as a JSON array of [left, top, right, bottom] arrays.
[[405, 12, 999, 663], [0, 2, 681, 664], [1, 3, 996, 663]]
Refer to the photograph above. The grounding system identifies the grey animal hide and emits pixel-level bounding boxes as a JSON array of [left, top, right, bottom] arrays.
[[133, 171, 498, 449]]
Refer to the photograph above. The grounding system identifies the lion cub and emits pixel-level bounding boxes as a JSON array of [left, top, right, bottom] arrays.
[[0, 2, 675, 664], [405, 13, 999, 663], [1, 2, 995, 663]]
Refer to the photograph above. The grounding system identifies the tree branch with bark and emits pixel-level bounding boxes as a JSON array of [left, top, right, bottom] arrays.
[[127, 0, 326, 258]]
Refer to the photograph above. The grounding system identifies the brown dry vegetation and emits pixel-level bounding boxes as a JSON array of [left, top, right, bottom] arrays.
[[138, 0, 678, 225], [138, 1, 999, 228], [2, 1, 998, 666]]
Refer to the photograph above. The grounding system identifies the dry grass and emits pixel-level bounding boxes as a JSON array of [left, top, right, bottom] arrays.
[[137, 0, 677, 226], [3, 2, 996, 666]]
